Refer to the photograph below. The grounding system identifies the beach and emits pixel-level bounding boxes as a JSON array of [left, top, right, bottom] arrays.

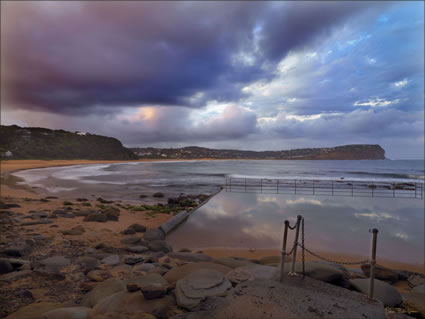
[[1, 159, 424, 318]]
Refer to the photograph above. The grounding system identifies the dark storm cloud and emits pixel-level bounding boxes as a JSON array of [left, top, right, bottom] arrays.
[[1, 1, 380, 114]]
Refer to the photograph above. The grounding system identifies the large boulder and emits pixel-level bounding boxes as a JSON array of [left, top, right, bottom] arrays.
[[285, 262, 346, 284], [42, 307, 91, 319], [143, 228, 165, 241], [226, 265, 277, 284], [350, 278, 402, 307], [148, 240, 172, 253], [164, 262, 232, 283], [0, 259, 13, 274], [89, 292, 175, 317], [175, 269, 232, 310], [5, 302, 63, 319], [168, 252, 212, 263], [81, 278, 126, 307], [361, 264, 399, 283]]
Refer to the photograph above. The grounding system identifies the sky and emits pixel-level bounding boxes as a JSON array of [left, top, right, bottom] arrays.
[[1, 1, 424, 159]]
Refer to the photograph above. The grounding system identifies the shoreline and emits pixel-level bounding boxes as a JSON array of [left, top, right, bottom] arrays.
[[1, 159, 424, 273]]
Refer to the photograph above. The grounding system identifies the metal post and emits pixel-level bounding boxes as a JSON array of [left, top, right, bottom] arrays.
[[260, 179, 263, 193], [280, 220, 290, 282], [290, 215, 302, 274], [368, 228, 378, 299]]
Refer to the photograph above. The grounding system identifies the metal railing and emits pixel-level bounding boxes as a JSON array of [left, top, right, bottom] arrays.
[[225, 177, 423, 199]]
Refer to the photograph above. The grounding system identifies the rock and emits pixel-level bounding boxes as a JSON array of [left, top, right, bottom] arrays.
[[226, 265, 277, 284], [407, 274, 425, 288], [30, 210, 49, 218], [175, 269, 232, 310], [81, 278, 126, 307], [0, 260, 13, 274], [83, 212, 107, 222], [121, 228, 136, 235], [76, 257, 100, 274], [124, 255, 145, 265], [3, 244, 31, 257], [143, 228, 165, 241], [87, 270, 111, 282], [133, 263, 156, 273], [164, 262, 231, 283], [350, 278, 402, 307], [101, 255, 121, 266], [152, 192, 164, 198], [213, 257, 255, 269], [0, 269, 32, 282], [40, 256, 71, 272], [62, 226, 85, 236], [5, 302, 63, 319], [129, 224, 146, 233], [126, 273, 168, 288], [361, 264, 399, 283], [385, 311, 417, 319], [412, 284, 425, 294], [126, 246, 148, 253], [42, 307, 91, 319], [120, 236, 141, 245], [141, 283, 167, 300], [174, 277, 385, 319], [90, 291, 175, 317], [168, 252, 213, 263], [148, 240, 172, 253], [402, 291, 425, 316], [285, 262, 346, 284]]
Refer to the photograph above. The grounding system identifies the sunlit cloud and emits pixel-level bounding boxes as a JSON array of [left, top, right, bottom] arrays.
[[353, 98, 400, 107]]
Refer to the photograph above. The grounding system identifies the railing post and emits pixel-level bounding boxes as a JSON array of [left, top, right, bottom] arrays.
[[229, 178, 232, 192], [260, 179, 263, 193], [368, 228, 378, 299], [277, 180, 279, 194], [294, 180, 297, 194], [290, 215, 302, 274], [331, 181, 334, 195], [280, 220, 290, 282]]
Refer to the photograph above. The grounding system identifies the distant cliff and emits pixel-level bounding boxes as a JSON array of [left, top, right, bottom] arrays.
[[0, 125, 138, 160], [131, 145, 386, 160]]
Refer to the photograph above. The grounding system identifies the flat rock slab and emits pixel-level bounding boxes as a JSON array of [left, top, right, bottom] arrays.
[[126, 246, 149, 253], [164, 262, 231, 283], [226, 264, 277, 284], [42, 307, 91, 319], [174, 277, 385, 319], [350, 278, 402, 307], [176, 269, 232, 310], [168, 252, 213, 263]]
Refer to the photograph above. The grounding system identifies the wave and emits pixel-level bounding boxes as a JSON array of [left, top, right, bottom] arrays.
[[346, 171, 424, 180]]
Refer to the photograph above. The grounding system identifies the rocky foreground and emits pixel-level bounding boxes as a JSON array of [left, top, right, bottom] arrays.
[[0, 195, 424, 319]]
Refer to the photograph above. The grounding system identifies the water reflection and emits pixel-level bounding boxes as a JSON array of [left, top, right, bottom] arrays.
[[167, 191, 424, 264]]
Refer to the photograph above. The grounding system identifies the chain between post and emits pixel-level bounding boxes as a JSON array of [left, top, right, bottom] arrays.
[[298, 243, 369, 265]]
